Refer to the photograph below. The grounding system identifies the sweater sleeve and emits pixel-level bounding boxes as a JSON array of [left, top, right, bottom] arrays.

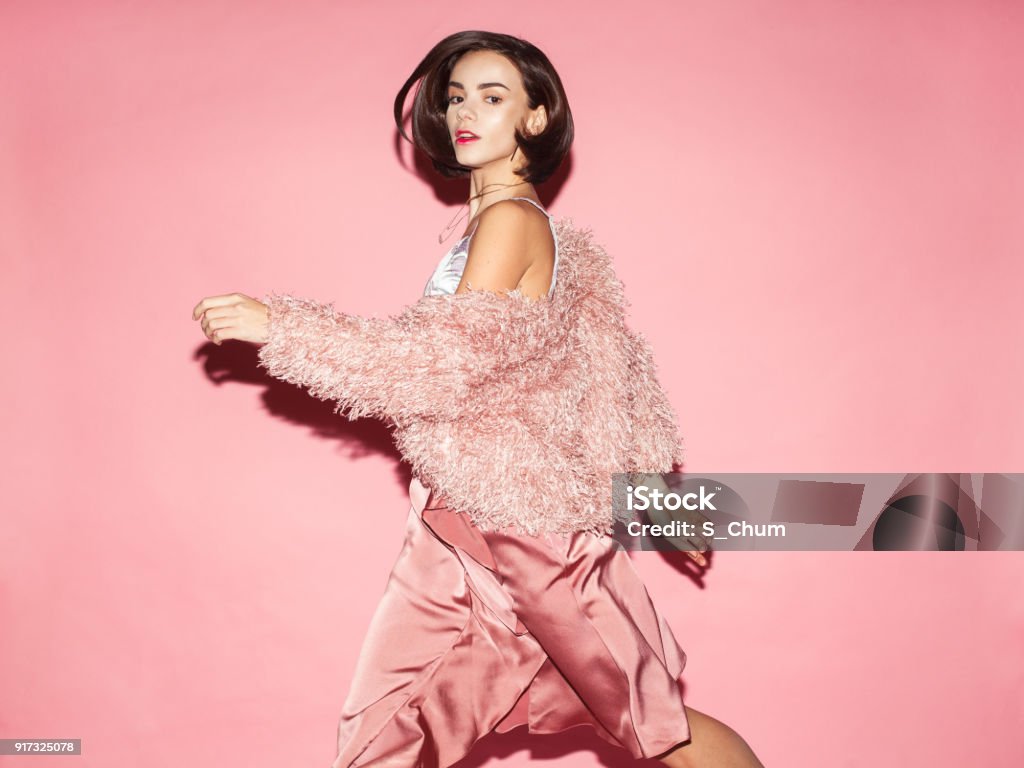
[[625, 328, 686, 472], [255, 291, 558, 424]]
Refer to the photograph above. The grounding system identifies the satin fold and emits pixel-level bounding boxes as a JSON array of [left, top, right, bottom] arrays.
[[331, 477, 691, 768]]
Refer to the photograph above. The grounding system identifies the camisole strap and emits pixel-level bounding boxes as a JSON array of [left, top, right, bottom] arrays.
[[506, 196, 550, 217]]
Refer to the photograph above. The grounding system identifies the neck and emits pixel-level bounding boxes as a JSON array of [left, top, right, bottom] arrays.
[[467, 163, 534, 222]]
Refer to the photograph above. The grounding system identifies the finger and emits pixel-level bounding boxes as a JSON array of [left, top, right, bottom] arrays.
[[201, 307, 234, 329], [193, 294, 241, 320], [205, 319, 235, 342], [202, 314, 235, 336], [684, 543, 708, 565], [663, 533, 707, 562], [685, 538, 710, 562], [209, 325, 237, 344]]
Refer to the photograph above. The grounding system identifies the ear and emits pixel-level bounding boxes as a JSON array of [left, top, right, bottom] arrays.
[[525, 104, 548, 136]]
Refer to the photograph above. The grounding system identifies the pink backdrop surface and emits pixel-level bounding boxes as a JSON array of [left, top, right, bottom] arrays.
[[2, 1, 1022, 767]]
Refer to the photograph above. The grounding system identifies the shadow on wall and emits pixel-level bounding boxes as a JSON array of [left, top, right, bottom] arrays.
[[193, 339, 412, 490]]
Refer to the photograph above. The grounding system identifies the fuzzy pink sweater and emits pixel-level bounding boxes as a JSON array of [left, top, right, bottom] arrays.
[[257, 217, 685, 537]]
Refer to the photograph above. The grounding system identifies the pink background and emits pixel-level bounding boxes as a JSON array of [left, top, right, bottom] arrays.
[[2, 1, 1023, 767]]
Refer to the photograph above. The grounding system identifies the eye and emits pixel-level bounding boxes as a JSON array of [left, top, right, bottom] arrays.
[[446, 94, 502, 105]]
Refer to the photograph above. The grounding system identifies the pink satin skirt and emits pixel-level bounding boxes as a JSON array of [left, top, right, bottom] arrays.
[[330, 476, 692, 767]]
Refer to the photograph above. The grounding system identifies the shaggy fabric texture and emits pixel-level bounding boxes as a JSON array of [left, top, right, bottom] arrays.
[[257, 217, 685, 537]]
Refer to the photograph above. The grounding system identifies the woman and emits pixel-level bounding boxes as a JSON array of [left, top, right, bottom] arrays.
[[193, 30, 764, 768]]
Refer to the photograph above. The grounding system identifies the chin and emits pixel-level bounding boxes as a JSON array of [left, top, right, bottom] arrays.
[[452, 151, 480, 165], [454, 154, 488, 168]]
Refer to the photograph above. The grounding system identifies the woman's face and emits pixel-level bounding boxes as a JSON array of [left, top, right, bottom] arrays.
[[445, 50, 545, 170]]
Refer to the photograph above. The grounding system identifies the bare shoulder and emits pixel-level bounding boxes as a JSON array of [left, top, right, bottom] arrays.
[[474, 197, 552, 248], [456, 199, 552, 295]]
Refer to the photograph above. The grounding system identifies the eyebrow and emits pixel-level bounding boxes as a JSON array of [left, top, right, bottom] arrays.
[[448, 81, 510, 91]]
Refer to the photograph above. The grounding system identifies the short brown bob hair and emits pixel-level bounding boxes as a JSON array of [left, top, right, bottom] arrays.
[[393, 31, 574, 186]]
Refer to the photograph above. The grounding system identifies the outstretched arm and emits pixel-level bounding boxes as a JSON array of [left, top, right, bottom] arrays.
[[193, 208, 564, 424], [255, 292, 506, 424], [192, 289, 537, 424]]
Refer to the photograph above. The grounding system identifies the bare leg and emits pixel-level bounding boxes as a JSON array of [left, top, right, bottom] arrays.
[[654, 706, 764, 768]]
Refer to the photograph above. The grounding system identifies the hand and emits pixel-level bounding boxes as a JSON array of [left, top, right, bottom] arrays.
[[192, 292, 269, 345], [632, 472, 711, 567]]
